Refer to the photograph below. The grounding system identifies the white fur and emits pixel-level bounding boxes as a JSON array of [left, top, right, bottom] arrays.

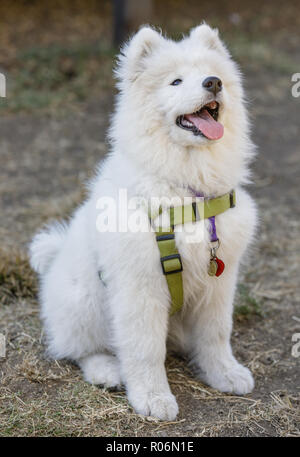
[[30, 24, 258, 420]]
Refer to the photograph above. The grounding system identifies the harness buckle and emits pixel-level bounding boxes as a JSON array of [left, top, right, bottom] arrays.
[[192, 202, 201, 222], [229, 190, 236, 208], [161, 254, 183, 275]]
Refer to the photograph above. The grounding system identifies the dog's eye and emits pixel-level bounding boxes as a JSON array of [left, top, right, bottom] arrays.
[[170, 79, 182, 86]]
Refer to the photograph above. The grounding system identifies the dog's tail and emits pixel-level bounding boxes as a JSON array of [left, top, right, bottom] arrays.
[[29, 222, 67, 275]]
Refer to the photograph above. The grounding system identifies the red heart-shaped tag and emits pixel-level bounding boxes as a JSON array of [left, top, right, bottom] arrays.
[[215, 257, 225, 277]]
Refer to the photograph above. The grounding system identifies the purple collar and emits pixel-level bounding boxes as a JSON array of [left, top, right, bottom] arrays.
[[188, 186, 218, 243]]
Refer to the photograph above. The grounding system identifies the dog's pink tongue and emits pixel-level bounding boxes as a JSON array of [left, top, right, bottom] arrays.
[[186, 109, 224, 140]]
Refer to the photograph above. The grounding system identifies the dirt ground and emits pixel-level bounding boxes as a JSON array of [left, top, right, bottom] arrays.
[[0, 0, 299, 436]]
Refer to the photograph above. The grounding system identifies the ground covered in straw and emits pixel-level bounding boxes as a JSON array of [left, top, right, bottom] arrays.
[[0, 0, 299, 437]]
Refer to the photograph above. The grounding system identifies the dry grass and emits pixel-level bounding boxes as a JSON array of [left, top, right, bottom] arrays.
[[0, 250, 37, 305], [0, 242, 299, 436], [1, 345, 299, 436], [0, 0, 299, 438]]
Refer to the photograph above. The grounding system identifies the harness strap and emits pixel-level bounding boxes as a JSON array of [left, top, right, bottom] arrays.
[[169, 189, 235, 227], [152, 190, 236, 315], [156, 232, 183, 316]]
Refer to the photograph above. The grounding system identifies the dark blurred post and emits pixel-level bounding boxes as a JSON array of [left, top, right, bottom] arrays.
[[113, 0, 126, 47], [113, 0, 153, 47]]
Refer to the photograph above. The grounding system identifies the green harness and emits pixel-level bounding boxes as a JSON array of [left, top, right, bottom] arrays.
[[151, 190, 236, 315]]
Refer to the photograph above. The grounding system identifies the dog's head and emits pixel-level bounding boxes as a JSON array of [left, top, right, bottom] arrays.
[[115, 24, 246, 149]]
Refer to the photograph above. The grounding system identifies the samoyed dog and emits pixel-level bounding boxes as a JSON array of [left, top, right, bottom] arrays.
[[30, 24, 257, 420]]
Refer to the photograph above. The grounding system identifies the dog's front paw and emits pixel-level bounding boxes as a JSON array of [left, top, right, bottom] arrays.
[[129, 390, 179, 421], [203, 362, 254, 395]]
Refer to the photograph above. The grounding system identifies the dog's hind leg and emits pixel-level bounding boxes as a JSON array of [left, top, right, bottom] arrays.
[[78, 353, 122, 388]]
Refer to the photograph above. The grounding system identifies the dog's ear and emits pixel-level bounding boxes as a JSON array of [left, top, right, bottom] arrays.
[[117, 27, 164, 82], [189, 24, 229, 56]]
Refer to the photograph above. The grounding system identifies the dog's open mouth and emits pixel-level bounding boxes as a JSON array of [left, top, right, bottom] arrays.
[[176, 101, 224, 140]]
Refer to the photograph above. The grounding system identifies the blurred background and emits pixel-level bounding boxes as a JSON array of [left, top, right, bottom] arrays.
[[0, 0, 299, 113], [0, 0, 299, 437]]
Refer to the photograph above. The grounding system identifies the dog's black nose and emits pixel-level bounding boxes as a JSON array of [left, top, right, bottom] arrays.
[[202, 76, 222, 95]]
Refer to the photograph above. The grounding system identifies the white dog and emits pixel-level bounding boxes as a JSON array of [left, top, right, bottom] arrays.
[[30, 24, 257, 420]]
